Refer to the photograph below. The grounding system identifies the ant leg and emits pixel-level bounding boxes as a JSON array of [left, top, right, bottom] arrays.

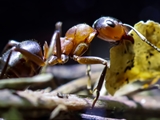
[[124, 76, 160, 97], [0, 49, 20, 78], [47, 30, 69, 65], [92, 65, 107, 108], [141, 76, 159, 89], [73, 55, 108, 108], [55, 31, 62, 60], [0, 50, 12, 79], [84, 48, 93, 94], [1, 43, 45, 78], [43, 22, 62, 63], [43, 41, 49, 61], [145, 76, 160, 87], [41, 23, 62, 73], [54, 22, 63, 62], [50, 22, 62, 61], [86, 64, 92, 94], [14, 47, 45, 66], [28, 62, 38, 76], [55, 22, 62, 36], [73, 55, 107, 92], [2, 40, 20, 54], [73, 55, 107, 65], [42, 31, 61, 65]]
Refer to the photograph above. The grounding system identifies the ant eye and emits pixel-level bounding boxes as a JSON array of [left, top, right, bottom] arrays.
[[106, 20, 115, 27]]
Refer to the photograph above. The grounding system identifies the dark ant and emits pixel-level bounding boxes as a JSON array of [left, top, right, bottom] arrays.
[[0, 40, 44, 78]]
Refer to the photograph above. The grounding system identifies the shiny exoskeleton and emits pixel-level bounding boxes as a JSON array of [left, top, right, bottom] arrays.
[[0, 40, 44, 78], [93, 17, 160, 50], [93, 17, 126, 41], [46, 23, 107, 66]]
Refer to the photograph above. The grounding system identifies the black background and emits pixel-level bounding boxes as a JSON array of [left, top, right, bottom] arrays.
[[0, 0, 160, 64]]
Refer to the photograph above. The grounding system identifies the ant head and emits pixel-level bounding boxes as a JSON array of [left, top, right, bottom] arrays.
[[93, 17, 126, 42]]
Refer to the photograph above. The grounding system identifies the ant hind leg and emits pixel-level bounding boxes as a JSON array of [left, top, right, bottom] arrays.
[[86, 64, 92, 94], [2, 40, 20, 54], [124, 76, 160, 97], [0, 50, 15, 78]]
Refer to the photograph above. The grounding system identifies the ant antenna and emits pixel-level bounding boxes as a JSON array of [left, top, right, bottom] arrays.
[[55, 22, 62, 37], [47, 22, 62, 59], [123, 23, 160, 52], [40, 22, 62, 73]]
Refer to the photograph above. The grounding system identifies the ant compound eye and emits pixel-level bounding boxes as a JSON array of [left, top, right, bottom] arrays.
[[106, 20, 115, 28]]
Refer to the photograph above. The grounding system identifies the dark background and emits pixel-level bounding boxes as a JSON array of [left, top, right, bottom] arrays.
[[0, 0, 160, 64]]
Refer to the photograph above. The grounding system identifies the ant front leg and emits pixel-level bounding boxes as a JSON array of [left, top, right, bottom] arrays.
[[73, 55, 107, 65], [43, 22, 62, 62], [41, 22, 70, 73], [73, 54, 107, 91], [73, 54, 108, 107], [44, 31, 69, 65], [84, 48, 93, 94], [92, 65, 107, 108], [124, 76, 160, 97], [86, 64, 92, 94]]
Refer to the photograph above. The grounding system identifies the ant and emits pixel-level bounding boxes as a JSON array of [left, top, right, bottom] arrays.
[[91, 16, 160, 108]]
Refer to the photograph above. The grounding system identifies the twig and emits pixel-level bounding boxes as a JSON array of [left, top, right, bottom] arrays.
[[47, 64, 104, 79], [52, 71, 101, 94], [0, 73, 53, 90], [81, 114, 126, 120], [0, 89, 159, 119]]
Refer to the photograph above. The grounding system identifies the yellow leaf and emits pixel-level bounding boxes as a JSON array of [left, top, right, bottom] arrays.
[[105, 20, 160, 95]]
